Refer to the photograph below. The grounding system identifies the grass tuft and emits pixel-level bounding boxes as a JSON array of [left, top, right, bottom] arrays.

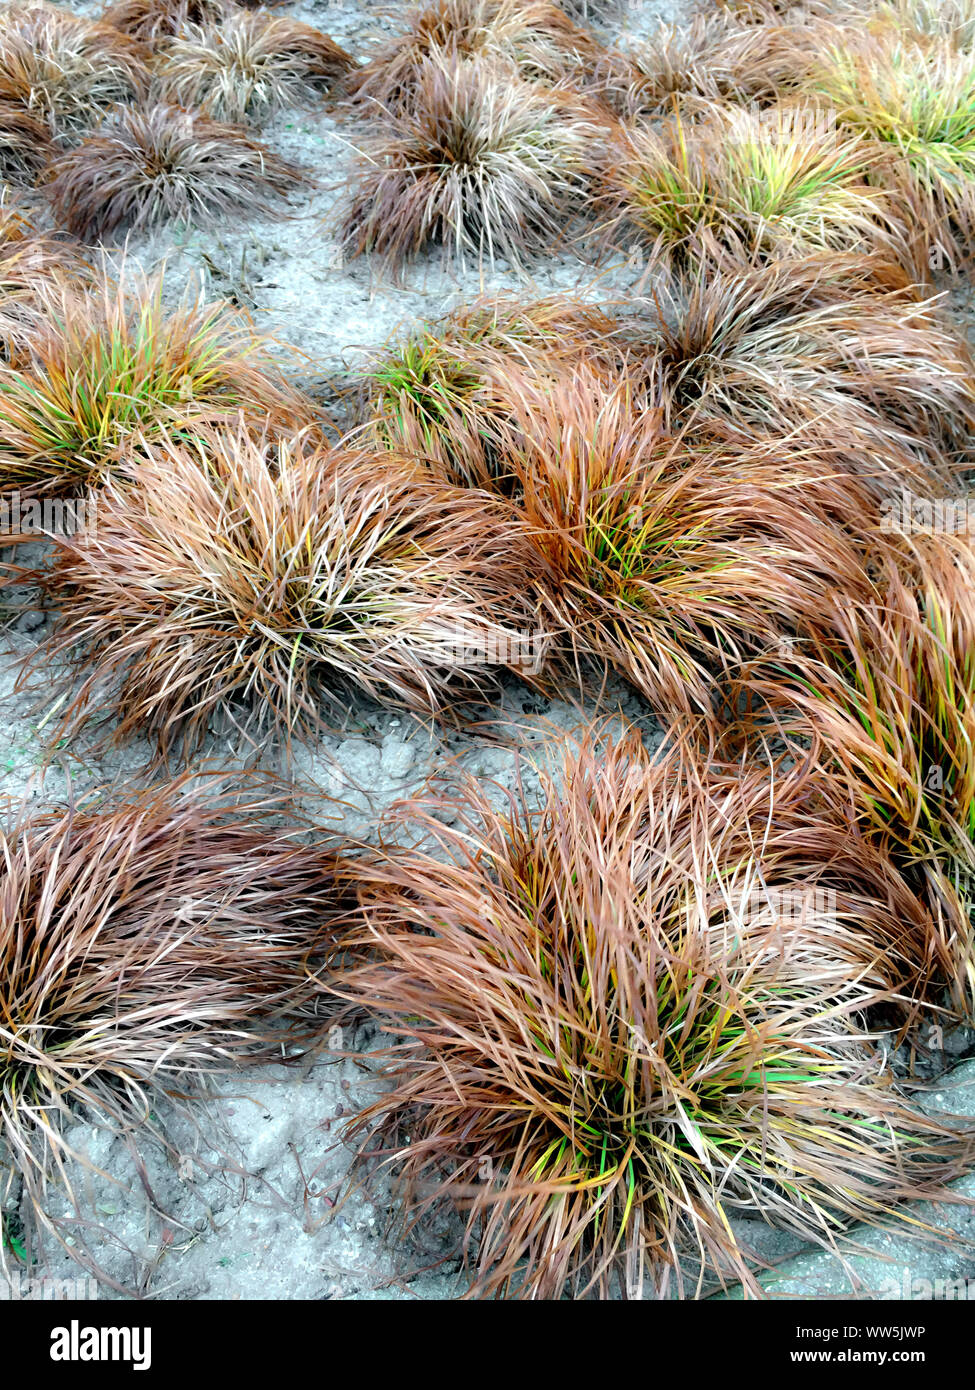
[[810, 29, 975, 270], [490, 364, 904, 719], [0, 3, 148, 140], [342, 0, 604, 112], [0, 269, 313, 496], [636, 251, 975, 485], [45, 102, 303, 242], [32, 421, 551, 757], [338, 52, 598, 273], [0, 775, 352, 1273], [153, 9, 354, 124], [600, 101, 904, 269], [360, 292, 623, 484], [333, 730, 973, 1298], [101, 0, 228, 44]]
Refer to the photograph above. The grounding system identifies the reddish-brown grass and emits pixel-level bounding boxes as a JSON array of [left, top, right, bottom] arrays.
[[0, 774, 355, 1275], [0, 4, 148, 139], [101, 0, 227, 44], [487, 364, 906, 720], [632, 251, 975, 486], [30, 421, 552, 759], [342, 0, 605, 112], [45, 103, 304, 243], [153, 9, 354, 123], [337, 52, 599, 274], [332, 729, 973, 1298]]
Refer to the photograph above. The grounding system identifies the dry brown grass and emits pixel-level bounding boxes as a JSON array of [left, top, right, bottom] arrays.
[[0, 3, 148, 140], [45, 103, 304, 242], [332, 729, 973, 1298], [744, 528, 975, 1011], [101, 0, 227, 44], [632, 251, 975, 486], [486, 363, 906, 720], [595, 12, 814, 119], [0, 774, 354, 1275], [342, 0, 605, 112], [153, 9, 353, 123], [338, 52, 599, 274], [0, 99, 53, 185], [30, 421, 551, 759]]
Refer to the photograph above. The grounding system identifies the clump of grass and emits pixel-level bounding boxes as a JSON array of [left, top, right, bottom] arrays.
[[343, 0, 604, 111], [809, 29, 975, 270], [636, 251, 975, 486], [360, 293, 623, 484], [332, 730, 973, 1299], [872, 0, 975, 50], [32, 421, 551, 758], [339, 52, 597, 273], [0, 3, 148, 140], [45, 103, 303, 242], [0, 269, 313, 496], [600, 101, 903, 270], [493, 364, 901, 719], [101, 0, 228, 44], [153, 9, 353, 124], [0, 100, 53, 185], [597, 13, 810, 119], [0, 774, 353, 1273], [748, 529, 975, 1007], [0, 198, 91, 363]]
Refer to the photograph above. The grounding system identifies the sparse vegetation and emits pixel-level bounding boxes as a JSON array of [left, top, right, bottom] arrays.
[[2, 0, 975, 1303]]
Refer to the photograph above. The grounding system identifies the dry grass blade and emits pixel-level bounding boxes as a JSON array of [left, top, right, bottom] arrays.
[[0, 774, 354, 1276], [0, 3, 148, 140], [0, 100, 53, 185], [32, 421, 551, 758], [0, 267, 315, 496], [45, 103, 304, 243], [332, 729, 974, 1299], [338, 52, 598, 274], [154, 9, 354, 124]]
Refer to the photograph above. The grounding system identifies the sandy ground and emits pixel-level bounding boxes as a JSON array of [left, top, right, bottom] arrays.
[[3, 0, 975, 1301]]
